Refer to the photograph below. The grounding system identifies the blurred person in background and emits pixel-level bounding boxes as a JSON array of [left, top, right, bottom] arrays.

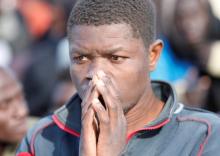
[[18, 0, 67, 116], [152, 0, 194, 85], [151, 0, 196, 106], [50, 39, 77, 112], [18, 0, 57, 117], [153, 0, 220, 111], [17, 0, 78, 117], [51, 68, 76, 112], [0, 67, 28, 156], [1, 0, 78, 116], [168, 0, 220, 111], [0, 0, 30, 53], [0, 0, 30, 80]]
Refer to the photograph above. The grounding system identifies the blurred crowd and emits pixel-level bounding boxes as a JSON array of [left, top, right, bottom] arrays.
[[152, 0, 220, 112], [0, 0, 220, 155], [0, 0, 76, 155], [0, 0, 77, 117]]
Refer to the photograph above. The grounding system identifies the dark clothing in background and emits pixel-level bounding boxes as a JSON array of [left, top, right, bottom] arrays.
[[205, 77, 220, 112], [22, 35, 58, 116]]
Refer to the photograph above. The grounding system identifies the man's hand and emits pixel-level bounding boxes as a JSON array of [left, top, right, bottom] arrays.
[[92, 71, 127, 156], [80, 71, 127, 156], [79, 80, 98, 156]]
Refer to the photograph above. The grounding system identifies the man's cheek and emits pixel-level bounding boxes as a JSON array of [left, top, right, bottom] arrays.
[[78, 86, 86, 99], [70, 72, 81, 89]]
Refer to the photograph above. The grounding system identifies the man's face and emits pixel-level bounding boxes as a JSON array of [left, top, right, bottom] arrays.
[[0, 71, 28, 143], [69, 24, 152, 112]]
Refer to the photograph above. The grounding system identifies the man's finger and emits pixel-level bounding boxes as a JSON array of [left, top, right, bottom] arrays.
[[81, 78, 100, 120], [97, 71, 120, 101], [81, 80, 95, 117], [96, 77, 122, 121], [81, 80, 95, 107], [92, 98, 109, 132], [80, 107, 97, 156]]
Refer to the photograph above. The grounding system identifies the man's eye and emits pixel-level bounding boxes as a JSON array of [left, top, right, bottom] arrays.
[[73, 56, 88, 64], [110, 55, 126, 63]]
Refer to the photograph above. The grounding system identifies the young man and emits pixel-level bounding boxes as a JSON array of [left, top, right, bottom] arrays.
[[0, 67, 28, 156], [17, 0, 220, 155]]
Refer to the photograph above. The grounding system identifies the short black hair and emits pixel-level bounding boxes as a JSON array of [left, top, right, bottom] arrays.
[[67, 0, 156, 47]]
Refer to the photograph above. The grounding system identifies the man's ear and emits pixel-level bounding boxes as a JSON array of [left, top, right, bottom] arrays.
[[148, 39, 163, 72]]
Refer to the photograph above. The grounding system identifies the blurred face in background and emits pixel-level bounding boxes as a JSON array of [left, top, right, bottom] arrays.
[[0, 68, 28, 143], [174, 0, 209, 45]]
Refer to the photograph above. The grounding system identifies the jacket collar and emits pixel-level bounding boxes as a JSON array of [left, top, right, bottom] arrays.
[[52, 80, 178, 136]]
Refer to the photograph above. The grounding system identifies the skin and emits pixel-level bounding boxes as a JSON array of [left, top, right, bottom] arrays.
[[69, 23, 164, 156], [0, 68, 28, 145]]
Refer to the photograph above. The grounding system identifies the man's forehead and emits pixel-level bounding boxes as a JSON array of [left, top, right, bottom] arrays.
[[68, 23, 144, 54], [68, 23, 135, 41]]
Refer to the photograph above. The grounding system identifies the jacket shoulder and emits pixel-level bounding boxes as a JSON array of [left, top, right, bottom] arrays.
[[176, 105, 220, 155], [27, 116, 55, 138], [179, 106, 220, 126]]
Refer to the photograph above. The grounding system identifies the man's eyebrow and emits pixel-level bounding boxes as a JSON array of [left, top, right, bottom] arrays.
[[70, 47, 90, 55], [104, 47, 124, 54]]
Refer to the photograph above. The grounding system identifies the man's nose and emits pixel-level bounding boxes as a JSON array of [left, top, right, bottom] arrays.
[[86, 59, 105, 80]]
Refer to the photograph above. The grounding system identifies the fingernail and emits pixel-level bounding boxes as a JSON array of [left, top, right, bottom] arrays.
[[93, 98, 99, 104], [92, 75, 99, 84]]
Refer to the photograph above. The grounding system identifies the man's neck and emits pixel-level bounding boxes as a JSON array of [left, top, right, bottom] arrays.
[[125, 88, 164, 135]]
